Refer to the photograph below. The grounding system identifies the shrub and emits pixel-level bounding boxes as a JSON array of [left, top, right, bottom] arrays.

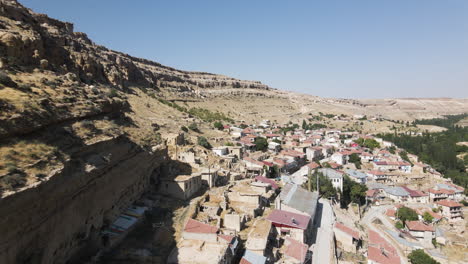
[[188, 123, 199, 132], [395, 221, 404, 229], [213, 121, 223, 130], [181, 126, 188, 132], [197, 136, 211, 149], [254, 137, 268, 152], [408, 249, 440, 264], [397, 206, 418, 224]]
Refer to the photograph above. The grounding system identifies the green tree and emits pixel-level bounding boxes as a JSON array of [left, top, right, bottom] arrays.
[[340, 175, 367, 209], [254, 137, 268, 152], [395, 221, 404, 229], [408, 249, 440, 264], [213, 121, 224, 130], [348, 153, 362, 169], [188, 123, 199, 132], [355, 138, 380, 150], [423, 212, 434, 223], [303, 171, 337, 199], [397, 206, 418, 224], [197, 136, 211, 149]]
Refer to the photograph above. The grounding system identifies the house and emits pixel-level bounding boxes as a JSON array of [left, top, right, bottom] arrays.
[[243, 157, 265, 177], [227, 146, 243, 159], [283, 238, 310, 264], [367, 230, 400, 264], [345, 169, 367, 184], [385, 209, 396, 220], [433, 183, 465, 201], [330, 152, 347, 165], [212, 146, 228, 156], [397, 161, 412, 173], [366, 189, 378, 204], [267, 209, 311, 244], [436, 200, 463, 221], [245, 219, 276, 258], [306, 147, 323, 161], [367, 170, 388, 182], [268, 142, 281, 152], [334, 222, 361, 253], [200, 168, 219, 188], [427, 188, 453, 202], [383, 187, 409, 203], [360, 152, 374, 163], [254, 176, 279, 190], [158, 174, 202, 200], [405, 221, 435, 245], [275, 184, 319, 219], [401, 186, 428, 203], [169, 219, 238, 264], [318, 168, 343, 192]]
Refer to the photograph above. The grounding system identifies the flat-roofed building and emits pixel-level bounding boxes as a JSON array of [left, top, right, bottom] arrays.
[[158, 174, 202, 200]]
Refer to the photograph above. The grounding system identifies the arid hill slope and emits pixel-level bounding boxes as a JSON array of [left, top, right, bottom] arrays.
[[0, 0, 466, 129]]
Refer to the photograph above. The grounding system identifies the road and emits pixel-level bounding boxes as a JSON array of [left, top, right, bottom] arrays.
[[362, 205, 408, 264], [312, 198, 335, 264]]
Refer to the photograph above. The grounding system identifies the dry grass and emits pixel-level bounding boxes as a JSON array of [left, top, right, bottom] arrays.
[[0, 140, 57, 175]]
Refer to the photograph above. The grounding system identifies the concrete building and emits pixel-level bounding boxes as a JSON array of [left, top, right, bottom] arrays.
[[245, 219, 276, 258], [200, 168, 219, 188], [405, 221, 435, 245], [275, 184, 318, 221], [436, 200, 463, 221], [266, 209, 311, 244], [169, 219, 239, 264], [345, 169, 367, 184], [318, 168, 343, 192], [158, 174, 202, 200]]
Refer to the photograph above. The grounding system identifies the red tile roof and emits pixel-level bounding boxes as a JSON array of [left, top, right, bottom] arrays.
[[405, 221, 434, 232], [436, 199, 462, 208], [284, 238, 308, 263], [334, 222, 360, 240], [306, 162, 320, 169], [255, 176, 279, 189], [184, 219, 218, 234], [368, 246, 401, 264], [386, 209, 396, 218], [368, 231, 400, 264], [401, 186, 427, 197], [366, 189, 377, 197], [266, 209, 310, 230]]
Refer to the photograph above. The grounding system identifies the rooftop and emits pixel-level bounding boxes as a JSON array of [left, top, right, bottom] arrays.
[[405, 221, 435, 232], [266, 209, 310, 230], [436, 199, 462, 208], [183, 218, 219, 234]]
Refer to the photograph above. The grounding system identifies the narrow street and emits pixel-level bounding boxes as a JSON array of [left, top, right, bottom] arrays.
[[312, 198, 335, 264], [362, 205, 408, 264]]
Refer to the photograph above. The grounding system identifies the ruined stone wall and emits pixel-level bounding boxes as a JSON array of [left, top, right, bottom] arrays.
[[0, 136, 168, 264]]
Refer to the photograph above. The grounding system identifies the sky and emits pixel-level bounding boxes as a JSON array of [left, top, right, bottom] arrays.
[[20, 0, 468, 99]]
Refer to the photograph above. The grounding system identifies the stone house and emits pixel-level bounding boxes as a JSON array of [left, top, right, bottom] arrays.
[[436, 199, 463, 221], [333, 222, 361, 253], [158, 174, 202, 200], [405, 221, 435, 245]]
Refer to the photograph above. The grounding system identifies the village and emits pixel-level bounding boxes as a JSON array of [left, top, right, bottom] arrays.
[[96, 116, 467, 264]]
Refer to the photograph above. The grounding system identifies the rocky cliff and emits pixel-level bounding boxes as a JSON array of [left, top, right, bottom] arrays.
[[0, 135, 167, 264]]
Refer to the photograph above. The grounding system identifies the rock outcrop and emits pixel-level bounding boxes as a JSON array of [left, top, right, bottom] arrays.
[[0, 136, 167, 264]]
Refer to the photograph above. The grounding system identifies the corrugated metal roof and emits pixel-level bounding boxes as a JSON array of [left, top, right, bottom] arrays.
[[385, 187, 409, 197], [280, 184, 318, 218], [242, 250, 267, 264], [318, 168, 343, 179]]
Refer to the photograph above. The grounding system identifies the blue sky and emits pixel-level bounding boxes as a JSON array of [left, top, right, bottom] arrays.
[[20, 0, 468, 98]]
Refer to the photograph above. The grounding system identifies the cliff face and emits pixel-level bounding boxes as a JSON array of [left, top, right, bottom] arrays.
[[0, 0, 269, 94], [0, 136, 167, 264]]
